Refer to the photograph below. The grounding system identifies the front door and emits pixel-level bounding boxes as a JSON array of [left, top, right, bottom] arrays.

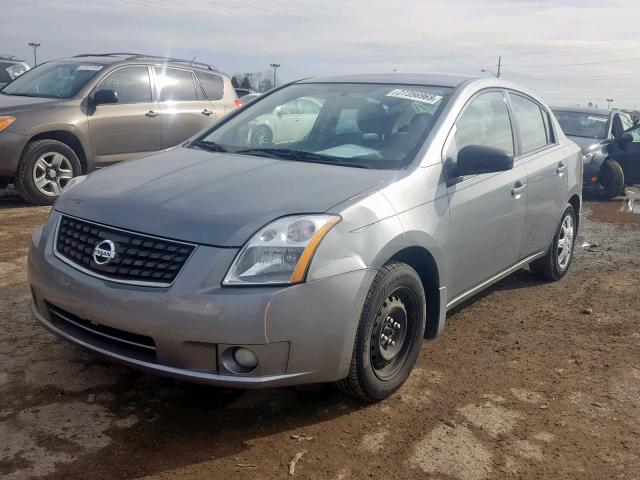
[[88, 65, 161, 164], [154, 66, 215, 148], [610, 114, 640, 185], [446, 90, 527, 299]]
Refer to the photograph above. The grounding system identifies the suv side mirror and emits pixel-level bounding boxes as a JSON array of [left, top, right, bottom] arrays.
[[274, 105, 283, 118], [93, 89, 118, 106], [451, 145, 514, 177]]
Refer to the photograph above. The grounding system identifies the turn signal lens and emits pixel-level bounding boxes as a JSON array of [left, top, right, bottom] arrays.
[[0, 116, 15, 132], [234, 99, 244, 108]]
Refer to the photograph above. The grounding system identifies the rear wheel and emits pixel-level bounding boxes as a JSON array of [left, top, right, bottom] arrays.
[[530, 204, 576, 281], [335, 262, 426, 402], [595, 159, 624, 200], [14, 139, 81, 205], [249, 125, 273, 146]]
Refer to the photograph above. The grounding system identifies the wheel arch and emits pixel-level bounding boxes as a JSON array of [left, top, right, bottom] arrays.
[[26, 131, 90, 174], [370, 230, 446, 340]]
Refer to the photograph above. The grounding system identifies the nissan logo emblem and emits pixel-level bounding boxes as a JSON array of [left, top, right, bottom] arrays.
[[92, 239, 116, 265]]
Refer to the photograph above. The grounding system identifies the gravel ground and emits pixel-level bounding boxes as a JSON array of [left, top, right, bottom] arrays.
[[1, 189, 639, 480]]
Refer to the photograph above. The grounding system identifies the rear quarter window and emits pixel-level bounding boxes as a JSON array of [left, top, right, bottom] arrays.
[[196, 72, 224, 101]]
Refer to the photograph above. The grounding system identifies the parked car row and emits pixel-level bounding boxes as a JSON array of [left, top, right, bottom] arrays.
[[0, 53, 240, 204], [28, 73, 583, 401]]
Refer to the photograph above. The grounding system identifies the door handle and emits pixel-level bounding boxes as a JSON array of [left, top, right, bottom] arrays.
[[145, 110, 160, 118], [556, 162, 567, 175], [202, 109, 213, 116], [511, 181, 527, 199]]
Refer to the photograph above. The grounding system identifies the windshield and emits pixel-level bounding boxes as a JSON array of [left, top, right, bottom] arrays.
[[1, 61, 104, 99], [553, 110, 609, 139], [195, 83, 452, 169]]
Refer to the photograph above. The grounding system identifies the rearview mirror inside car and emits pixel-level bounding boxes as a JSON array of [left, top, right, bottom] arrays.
[[451, 145, 514, 177], [93, 89, 118, 106]]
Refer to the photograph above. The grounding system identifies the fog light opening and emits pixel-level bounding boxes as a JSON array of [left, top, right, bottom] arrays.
[[222, 347, 259, 374]]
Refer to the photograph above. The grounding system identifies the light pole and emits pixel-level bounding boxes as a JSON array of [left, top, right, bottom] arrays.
[[269, 63, 280, 88], [606, 98, 614, 109], [28, 42, 41, 66]]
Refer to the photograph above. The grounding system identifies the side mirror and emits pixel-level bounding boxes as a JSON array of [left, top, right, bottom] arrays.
[[93, 89, 118, 106], [619, 132, 633, 143], [274, 106, 284, 118], [451, 145, 514, 177]]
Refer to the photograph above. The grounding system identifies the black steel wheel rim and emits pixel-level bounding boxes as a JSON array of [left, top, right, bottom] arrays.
[[370, 287, 419, 381]]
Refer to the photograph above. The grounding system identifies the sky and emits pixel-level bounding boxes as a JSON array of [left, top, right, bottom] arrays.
[[2, 0, 640, 109]]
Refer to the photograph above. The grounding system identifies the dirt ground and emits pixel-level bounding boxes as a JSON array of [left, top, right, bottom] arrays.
[[1, 188, 639, 480]]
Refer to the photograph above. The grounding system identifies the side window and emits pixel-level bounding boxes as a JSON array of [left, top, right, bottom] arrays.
[[154, 67, 198, 102], [455, 91, 514, 155], [509, 94, 550, 153], [279, 100, 299, 115], [95, 66, 151, 104], [196, 72, 224, 101], [619, 113, 634, 132], [298, 99, 320, 114]]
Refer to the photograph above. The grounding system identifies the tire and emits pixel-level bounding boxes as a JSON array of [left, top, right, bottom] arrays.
[[335, 262, 426, 402], [530, 204, 577, 281], [14, 139, 82, 205], [249, 125, 273, 146], [595, 159, 624, 200]]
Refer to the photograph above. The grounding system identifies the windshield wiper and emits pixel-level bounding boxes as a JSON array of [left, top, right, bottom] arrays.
[[235, 148, 374, 169], [189, 140, 227, 152]]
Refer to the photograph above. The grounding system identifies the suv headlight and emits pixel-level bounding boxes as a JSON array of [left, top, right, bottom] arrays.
[[223, 214, 341, 286], [0, 116, 15, 133]]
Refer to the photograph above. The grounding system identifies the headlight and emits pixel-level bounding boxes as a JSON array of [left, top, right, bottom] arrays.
[[0, 116, 15, 133], [223, 214, 341, 285], [582, 149, 605, 165], [62, 175, 87, 192]]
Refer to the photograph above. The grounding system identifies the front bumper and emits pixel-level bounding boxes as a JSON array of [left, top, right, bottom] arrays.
[[0, 130, 28, 178], [28, 211, 375, 388]]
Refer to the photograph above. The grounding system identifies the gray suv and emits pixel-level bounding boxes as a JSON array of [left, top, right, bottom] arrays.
[[28, 74, 582, 401], [0, 53, 239, 204]]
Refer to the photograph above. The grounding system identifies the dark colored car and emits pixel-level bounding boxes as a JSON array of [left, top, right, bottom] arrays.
[[553, 106, 640, 199], [0, 55, 30, 88]]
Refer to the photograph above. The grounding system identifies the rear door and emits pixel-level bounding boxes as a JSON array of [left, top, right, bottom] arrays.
[[154, 66, 212, 148], [507, 92, 568, 257], [194, 71, 225, 121], [446, 90, 527, 298], [87, 65, 161, 164], [610, 113, 640, 184]]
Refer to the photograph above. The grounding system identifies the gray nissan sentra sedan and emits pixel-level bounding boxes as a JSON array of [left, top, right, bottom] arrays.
[[28, 74, 582, 401]]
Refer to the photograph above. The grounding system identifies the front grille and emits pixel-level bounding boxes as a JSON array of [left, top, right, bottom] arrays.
[[47, 302, 156, 363], [55, 215, 195, 286]]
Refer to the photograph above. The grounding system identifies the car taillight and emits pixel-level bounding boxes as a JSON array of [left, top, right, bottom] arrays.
[[234, 99, 244, 108]]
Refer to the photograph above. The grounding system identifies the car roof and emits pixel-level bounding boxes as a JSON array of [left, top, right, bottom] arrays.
[[297, 73, 475, 88], [551, 106, 613, 116]]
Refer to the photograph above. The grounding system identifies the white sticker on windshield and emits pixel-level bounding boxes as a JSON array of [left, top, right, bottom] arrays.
[[386, 88, 442, 105], [77, 65, 103, 71], [587, 116, 607, 122]]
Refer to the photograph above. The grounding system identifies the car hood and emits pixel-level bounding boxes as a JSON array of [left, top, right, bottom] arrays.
[[54, 147, 392, 247], [0, 93, 61, 114], [566, 135, 607, 152]]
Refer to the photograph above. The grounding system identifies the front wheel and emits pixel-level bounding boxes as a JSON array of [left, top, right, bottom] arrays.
[[530, 204, 577, 281], [335, 262, 426, 402], [14, 139, 81, 205], [595, 159, 624, 200]]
